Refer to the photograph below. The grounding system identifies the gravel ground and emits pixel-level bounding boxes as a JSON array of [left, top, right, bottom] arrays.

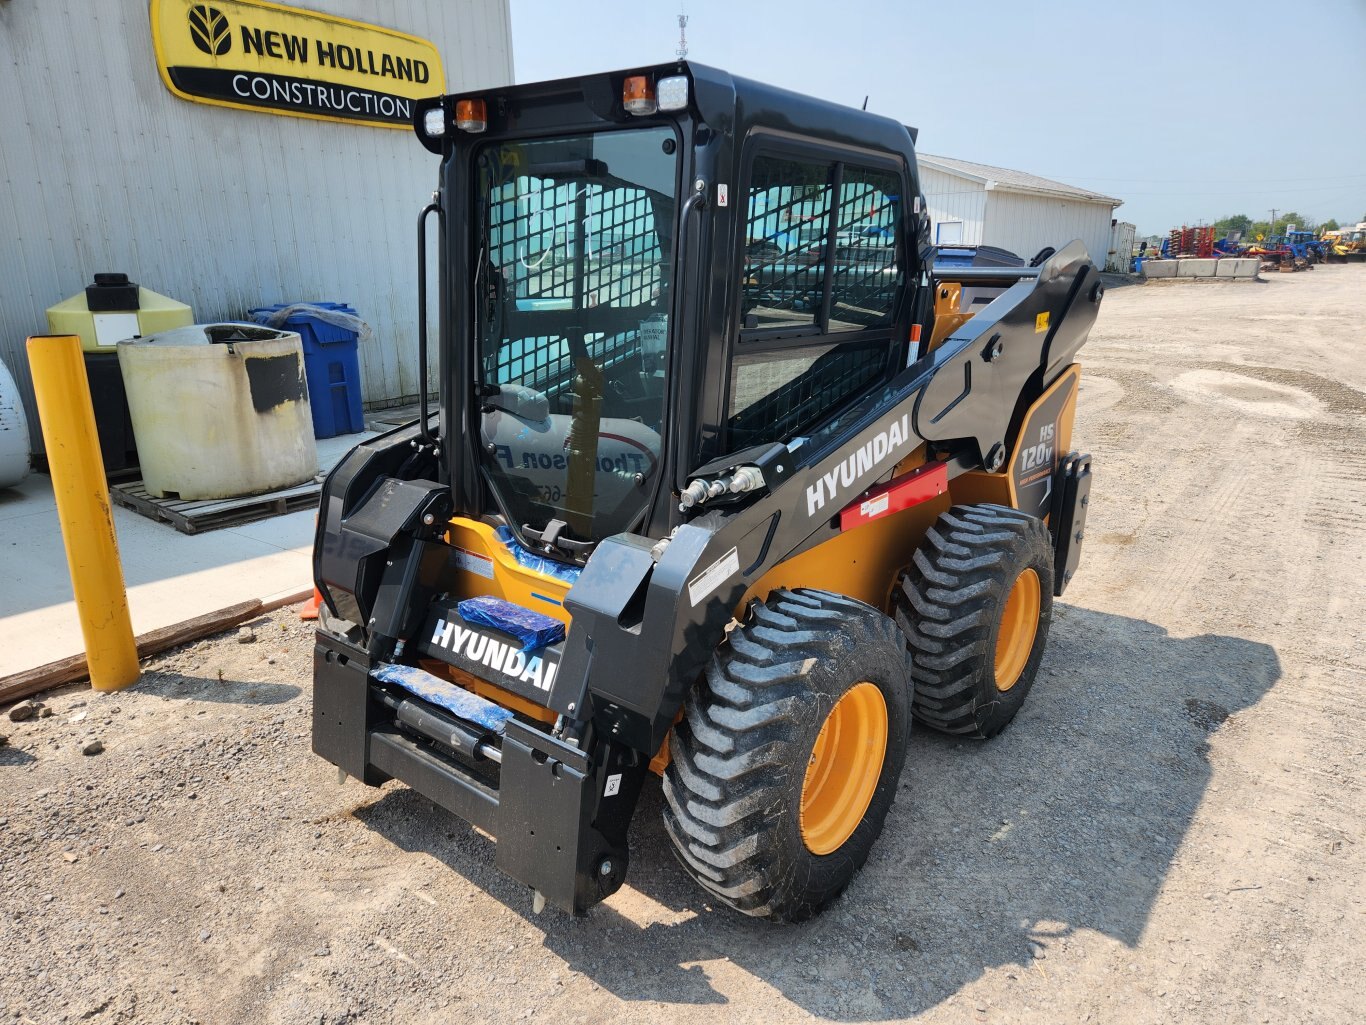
[[3, 265, 1364, 1025]]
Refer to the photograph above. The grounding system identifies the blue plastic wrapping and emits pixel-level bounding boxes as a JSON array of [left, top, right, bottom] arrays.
[[495, 525, 582, 585], [373, 662, 514, 733], [457, 596, 566, 653]]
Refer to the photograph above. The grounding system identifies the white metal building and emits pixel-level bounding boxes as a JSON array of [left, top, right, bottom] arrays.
[[918, 154, 1123, 269], [0, 0, 513, 453]]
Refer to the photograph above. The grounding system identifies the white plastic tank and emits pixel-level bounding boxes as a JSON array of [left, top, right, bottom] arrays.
[[0, 356, 32, 489], [117, 324, 319, 501]]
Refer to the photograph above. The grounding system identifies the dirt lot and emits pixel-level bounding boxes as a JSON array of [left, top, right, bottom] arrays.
[[3, 265, 1364, 1025]]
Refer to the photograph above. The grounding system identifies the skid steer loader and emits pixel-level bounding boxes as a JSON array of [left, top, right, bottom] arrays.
[[312, 63, 1099, 921]]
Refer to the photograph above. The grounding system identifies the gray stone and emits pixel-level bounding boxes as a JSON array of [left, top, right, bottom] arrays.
[[237, 627, 255, 644], [81, 740, 104, 756], [7, 701, 38, 722]]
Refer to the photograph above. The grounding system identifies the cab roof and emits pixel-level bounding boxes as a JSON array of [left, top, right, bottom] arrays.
[[446, 61, 919, 162]]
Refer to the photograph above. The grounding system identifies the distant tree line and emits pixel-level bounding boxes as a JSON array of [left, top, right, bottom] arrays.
[[1209, 211, 1364, 239]]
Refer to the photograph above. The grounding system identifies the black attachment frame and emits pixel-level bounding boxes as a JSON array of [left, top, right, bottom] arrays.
[[312, 629, 646, 915], [1048, 451, 1092, 596]]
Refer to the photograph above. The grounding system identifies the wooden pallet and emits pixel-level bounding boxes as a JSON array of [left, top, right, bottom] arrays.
[[111, 478, 322, 534]]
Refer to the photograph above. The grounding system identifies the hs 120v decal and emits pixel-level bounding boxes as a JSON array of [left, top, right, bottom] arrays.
[[1013, 375, 1075, 519], [806, 413, 913, 517]]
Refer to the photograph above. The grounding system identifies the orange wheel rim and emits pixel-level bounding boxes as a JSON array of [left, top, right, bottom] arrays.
[[994, 568, 1041, 692], [800, 682, 888, 856]]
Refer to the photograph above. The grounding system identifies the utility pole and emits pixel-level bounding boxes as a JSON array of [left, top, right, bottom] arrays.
[[1269, 208, 1278, 237], [676, 11, 688, 60]]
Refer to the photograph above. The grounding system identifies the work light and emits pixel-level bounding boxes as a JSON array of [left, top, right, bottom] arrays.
[[657, 76, 689, 111], [422, 107, 446, 138]]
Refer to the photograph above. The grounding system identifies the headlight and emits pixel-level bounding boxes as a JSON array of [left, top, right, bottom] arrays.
[[422, 107, 446, 138], [657, 75, 689, 112]]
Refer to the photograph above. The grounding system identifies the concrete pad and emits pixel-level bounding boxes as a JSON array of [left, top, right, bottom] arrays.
[[1177, 259, 1219, 278], [1142, 260, 1177, 279], [0, 430, 372, 679]]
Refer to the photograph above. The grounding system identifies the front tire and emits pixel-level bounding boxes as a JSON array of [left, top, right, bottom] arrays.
[[662, 589, 912, 921], [893, 504, 1054, 739]]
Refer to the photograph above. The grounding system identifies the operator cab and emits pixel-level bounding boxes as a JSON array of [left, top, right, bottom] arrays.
[[413, 63, 930, 563]]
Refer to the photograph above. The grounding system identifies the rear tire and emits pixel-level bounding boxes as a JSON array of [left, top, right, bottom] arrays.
[[892, 504, 1054, 739], [662, 589, 911, 921]]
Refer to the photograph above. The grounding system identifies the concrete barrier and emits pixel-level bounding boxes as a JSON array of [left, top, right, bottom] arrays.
[[1177, 259, 1219, 277], [1216, 258, 1261, 279], [1142, 258, 1260, 281]]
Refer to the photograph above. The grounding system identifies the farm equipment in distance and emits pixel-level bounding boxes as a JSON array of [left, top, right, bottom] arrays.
[[1165, 225, 1215, 259], [1283, 230, 1327, 264], [1323, 224, 1366, 263]]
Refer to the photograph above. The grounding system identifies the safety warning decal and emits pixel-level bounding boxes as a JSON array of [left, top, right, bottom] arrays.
[[453, 546, 495, 579], [688, 547, 740, 607]]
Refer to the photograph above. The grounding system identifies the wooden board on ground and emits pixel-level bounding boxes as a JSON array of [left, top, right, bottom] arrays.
[[0, 590, 313, 705], [111, 479, 321, 534]]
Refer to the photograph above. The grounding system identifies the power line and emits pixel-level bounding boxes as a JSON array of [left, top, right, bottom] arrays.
[[1020, 172, 1366, 185], [1114, 184, 1363, 197]]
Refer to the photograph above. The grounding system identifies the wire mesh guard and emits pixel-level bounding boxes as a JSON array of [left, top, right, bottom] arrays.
[[742, 158, 900, 332], [727, 341, 887, 450], [730, 159, 901, 449], [484, 174, 667, 398]]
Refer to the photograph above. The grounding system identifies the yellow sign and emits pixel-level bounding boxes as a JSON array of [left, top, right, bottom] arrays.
[[1034, 311, 1050, 333], [150, 0, 444, 128]]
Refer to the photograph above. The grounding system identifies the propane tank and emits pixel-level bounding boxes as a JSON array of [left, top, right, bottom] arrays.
[[0, 357, 31, 488]]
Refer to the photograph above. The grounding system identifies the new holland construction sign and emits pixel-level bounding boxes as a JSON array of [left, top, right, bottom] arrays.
[[150, 0, 445, 128]]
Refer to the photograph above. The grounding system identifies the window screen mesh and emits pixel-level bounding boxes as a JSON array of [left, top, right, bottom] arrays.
[[741, 157, 832, 330], [727, 341, 888, 450], [829, 167, 902, 331], [484, 177, 666, 395]]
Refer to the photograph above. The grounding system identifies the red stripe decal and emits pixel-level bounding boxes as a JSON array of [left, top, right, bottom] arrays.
[[838, 461, 948, 531]]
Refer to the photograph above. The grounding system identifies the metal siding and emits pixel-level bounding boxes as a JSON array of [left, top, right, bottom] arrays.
[[1107, 221, 1137, 272], [0, 0, 513, 452], [981, 190, 1117, 268], [920, 167, 987, 245]]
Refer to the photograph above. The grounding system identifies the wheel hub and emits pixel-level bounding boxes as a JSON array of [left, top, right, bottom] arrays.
[[994, 567, 1041, 691], [800, 682, 888, 855]]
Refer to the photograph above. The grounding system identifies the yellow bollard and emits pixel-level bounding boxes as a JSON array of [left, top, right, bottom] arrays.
[[26, 334, 140, 691]]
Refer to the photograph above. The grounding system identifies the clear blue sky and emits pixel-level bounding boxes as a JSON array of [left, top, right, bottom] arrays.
[[508, 0, 1366, 235]]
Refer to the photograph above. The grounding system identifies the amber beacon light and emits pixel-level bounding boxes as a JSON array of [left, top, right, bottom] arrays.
[[455, 98, 488, 133], [622, 76, 657, 115]]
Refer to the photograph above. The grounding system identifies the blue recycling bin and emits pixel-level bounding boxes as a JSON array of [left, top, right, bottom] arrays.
[[248, 302, 364, 439]]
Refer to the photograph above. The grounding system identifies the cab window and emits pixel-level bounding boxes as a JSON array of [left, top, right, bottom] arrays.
[[728, 152, 905, 451]]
